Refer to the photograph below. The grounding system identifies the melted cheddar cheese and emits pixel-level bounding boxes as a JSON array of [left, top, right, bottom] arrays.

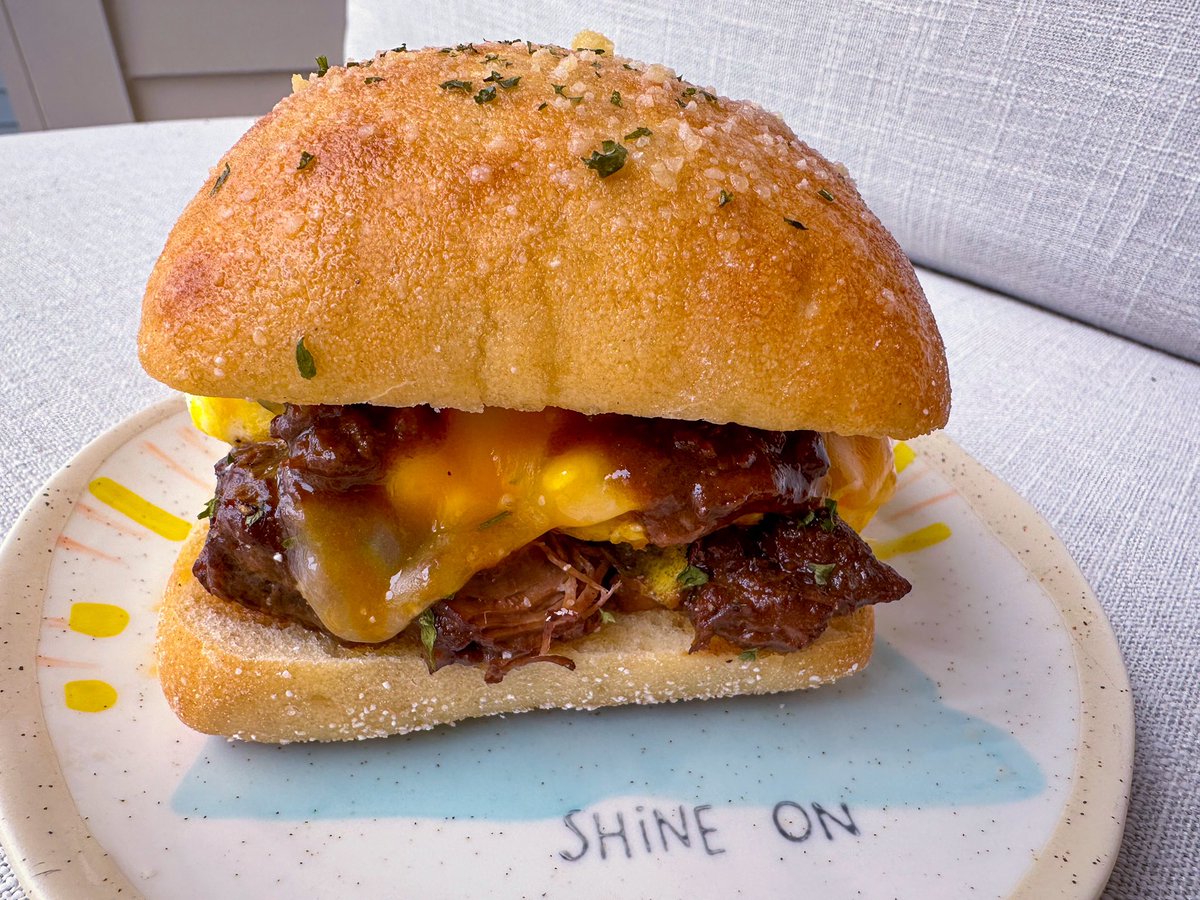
[[823, 433, 896, 532], [188, 398, 896, 642], [284, 408, 642, 641]]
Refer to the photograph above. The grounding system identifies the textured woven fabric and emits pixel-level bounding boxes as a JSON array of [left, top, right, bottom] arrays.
[[1, 119, 1198, 898], [921, 270, 1200, 899], [347, 0, 1200, 362]]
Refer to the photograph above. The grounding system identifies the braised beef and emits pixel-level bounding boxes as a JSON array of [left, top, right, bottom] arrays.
[[192, 441, 317, 628], [682, 512, 911, 652], [611, 421, 829, 545], [428, 535, 618, 683], [271, 404, 441, 492]]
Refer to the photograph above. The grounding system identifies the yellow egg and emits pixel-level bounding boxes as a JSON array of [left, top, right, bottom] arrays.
[[541, 449, 637, 526], [186, 395, 276, 444]]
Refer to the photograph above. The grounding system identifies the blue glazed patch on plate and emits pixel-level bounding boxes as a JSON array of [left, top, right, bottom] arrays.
[[171, 642, 1044, 821]]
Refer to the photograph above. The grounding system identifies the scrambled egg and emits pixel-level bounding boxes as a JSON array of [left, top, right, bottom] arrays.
[[186, 395, 275, 444]]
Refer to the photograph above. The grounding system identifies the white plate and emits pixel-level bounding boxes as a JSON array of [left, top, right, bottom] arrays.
[[0, 398, 1131, 899]]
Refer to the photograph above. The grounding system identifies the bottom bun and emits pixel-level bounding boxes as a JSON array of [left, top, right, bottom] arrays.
[[156, 526, 875, 743]]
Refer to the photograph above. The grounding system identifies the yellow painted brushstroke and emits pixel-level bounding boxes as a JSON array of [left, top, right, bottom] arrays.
[[87, 477, 189, 541], [64, 679, 118, 712], [893, 441, 916, 474], [871, 522, 952, 560], [69, 602, 130, 638]]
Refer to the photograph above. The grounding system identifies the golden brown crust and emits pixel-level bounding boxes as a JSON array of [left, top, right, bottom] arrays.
[[139, 42, 949, 438], [157, 525, 874, 743]]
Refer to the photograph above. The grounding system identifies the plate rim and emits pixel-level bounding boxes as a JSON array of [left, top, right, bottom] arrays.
[[915, 432, 1133, 898], [0, 401, 1132, 899], [0, 399, 181, 900]]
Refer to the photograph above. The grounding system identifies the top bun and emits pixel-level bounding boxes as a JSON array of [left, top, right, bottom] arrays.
[[139, 40, 949, 438]]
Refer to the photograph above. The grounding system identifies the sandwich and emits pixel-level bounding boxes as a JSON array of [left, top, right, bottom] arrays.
[[138, 35, 950, 743]]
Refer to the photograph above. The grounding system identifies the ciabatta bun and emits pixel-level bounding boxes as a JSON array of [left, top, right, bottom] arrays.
[[138, 42, 948, 438], [157, 526, 874, 743]]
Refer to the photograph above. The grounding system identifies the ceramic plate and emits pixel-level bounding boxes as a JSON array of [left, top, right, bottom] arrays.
[[0, 398, 1131, 899]]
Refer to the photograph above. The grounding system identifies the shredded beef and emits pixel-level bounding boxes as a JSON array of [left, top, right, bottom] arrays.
[[428, 535, 618, 683], [682, 512, 911, 653]]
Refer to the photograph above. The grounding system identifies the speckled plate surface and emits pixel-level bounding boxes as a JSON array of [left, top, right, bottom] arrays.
[[0, 398, 1131, 899]]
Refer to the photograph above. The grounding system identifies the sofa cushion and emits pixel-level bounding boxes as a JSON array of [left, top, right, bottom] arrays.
[[917, 265, 1199, 899]]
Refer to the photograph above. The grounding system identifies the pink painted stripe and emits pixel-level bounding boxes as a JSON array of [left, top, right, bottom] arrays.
[[890, 465, 931, 496], [143, 440, 210, 489], [56, 534, 122, 563], [37, 655, 101, 669], [178, 425, 213, 452], [75, 500, 145, 538], [888, 489, 957, 520]]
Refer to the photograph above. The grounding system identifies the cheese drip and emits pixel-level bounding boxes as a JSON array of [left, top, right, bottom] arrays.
[[279, 408, 640, 642], [823, 433, 897, 531], [188, 398, 896, 643]]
